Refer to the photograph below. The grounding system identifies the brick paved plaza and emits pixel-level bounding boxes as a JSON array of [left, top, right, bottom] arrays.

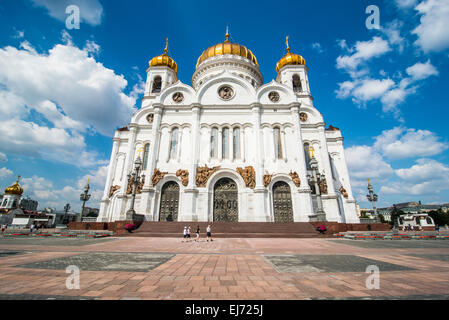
[[0, 235, 449, 300]]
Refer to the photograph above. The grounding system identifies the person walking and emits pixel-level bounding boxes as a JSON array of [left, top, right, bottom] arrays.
[[206, 225, 213, 242], [1, 224, 5, 234], [195, 225, 200, 242], [30, 224, 34, 233], [187, 225, 191, 242], [182, 226, 187, 242]]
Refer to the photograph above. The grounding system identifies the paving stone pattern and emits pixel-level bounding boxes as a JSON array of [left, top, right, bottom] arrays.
[[330, 239, 449, 249], [263, 255, 415, 273], [16, 252, 175, 272], [0, 237, 117, 247]]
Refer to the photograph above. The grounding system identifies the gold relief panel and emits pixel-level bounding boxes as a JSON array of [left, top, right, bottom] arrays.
[[340, 186, 348, 199], [289, 171, 301, 187], [196, 165, 220, 187], [152, 168, 168, 186], [109, 185, 120, 198], [263, 174, 273, 187], [236, 166, 256, 189], [176, 169, 189, 187]]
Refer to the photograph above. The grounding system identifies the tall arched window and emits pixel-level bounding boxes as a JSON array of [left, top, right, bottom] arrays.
[[233, 128, 240, 159], [273, 127, 283, 159], [222, 128, 229, 159], [12, 199, 18, 208], [152, 76, 162, 93], [304, 143, 311, 170], [143, 143, 150, 170], [292, 74, 302, 92], [1, 199, 7, 207], [211, 128, 218, 158], [169, 128, 179, 159]]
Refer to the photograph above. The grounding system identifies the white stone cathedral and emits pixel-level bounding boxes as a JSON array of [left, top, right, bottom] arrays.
[[97, 33, 360, 224]]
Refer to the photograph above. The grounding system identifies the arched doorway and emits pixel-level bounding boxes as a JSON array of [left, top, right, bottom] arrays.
[[213, 178, 238, 222], [272, 181, 293, 222], [159, 181, 179, 221]]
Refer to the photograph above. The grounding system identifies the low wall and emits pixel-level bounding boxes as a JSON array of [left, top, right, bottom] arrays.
[[68, 220, 133, 236], [310, 222, 391, 233]]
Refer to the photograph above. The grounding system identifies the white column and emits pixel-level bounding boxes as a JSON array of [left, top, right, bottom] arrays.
[[120, 126, 137, 193], [177, 127, 183, 162], [251, 104, 264, 188], [281, 129, 288, 162], [102, 136, 119, 200], [241, 128, 246, 162], [230, 127, 234, 161], [290, 103, 314, 221], [146, 105, 163, 184]]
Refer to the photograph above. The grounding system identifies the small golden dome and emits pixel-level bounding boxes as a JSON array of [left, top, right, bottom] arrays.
[[196, 27, 259, 68], [276, 36, 306, 73], [149, 38, 178, 73], [5, 176, 23, 196]]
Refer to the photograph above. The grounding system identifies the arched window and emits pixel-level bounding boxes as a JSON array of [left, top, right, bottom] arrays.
[[304, 143, 311, 170], [233, 128, 240, 159], [143, 143, 150, 170], [169, 128, 179, 159], [210, 128, 218, 158], [273, 127, 283, 159], [12, 199, 18, 208], [292, 74, 302, 92], [1, 199, 7, 207], [222, 128, 229, 159], [152, 76, 162, 93]]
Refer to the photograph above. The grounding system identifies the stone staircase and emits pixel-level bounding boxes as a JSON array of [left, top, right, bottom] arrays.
[[123, 222, 334, 238]]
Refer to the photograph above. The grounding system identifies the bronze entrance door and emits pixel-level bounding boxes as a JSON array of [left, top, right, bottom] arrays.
[[272, 181, 294, 222], [213, 178, 238, 222], [159, 181, 179, 221]]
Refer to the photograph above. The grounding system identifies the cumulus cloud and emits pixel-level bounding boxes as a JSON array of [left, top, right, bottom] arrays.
[[0, 167, 13, 179], [0, 153, 7, 162], [412, 0, 449, 53], [373, 127, 448, 159], [336, 78, 394, 106], [0, 39, 138, 166], [31, 0, 103, 26], [406, 60, 439, 80], [395, 158, 449, 182], [394, 0, 419, 9]]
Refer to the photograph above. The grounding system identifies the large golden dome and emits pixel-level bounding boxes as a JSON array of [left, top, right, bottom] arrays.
[[276, 36, 306, 73], [196, 29, 259, 68], [149, 38, 178, 73], [5, 176, 23, 196]]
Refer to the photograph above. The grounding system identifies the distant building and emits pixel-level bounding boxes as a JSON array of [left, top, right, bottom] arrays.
[[20, 196, 38, 211]]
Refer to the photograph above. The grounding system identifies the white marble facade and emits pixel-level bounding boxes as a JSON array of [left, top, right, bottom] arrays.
[[97, 36, 360, 224]]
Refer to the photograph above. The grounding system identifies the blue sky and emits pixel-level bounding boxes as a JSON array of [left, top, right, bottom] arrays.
[[0, 0, 448, 211]]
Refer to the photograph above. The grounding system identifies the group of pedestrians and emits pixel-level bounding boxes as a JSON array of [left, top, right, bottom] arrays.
[[182, 225, 213, 242]]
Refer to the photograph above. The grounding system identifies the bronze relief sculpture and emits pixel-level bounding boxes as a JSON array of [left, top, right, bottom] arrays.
[[340, 186, 348, 198], [196, 165, 220, 187], [151, 168, 168, 186], [263, 173, 273, 187], [109, 185, 120, 198], [299, 112, 308, 122], [319, 178, 328, 194], [289, 171, 301, 187], [176, 169, 189, 186], [237, 166, 256, 189]]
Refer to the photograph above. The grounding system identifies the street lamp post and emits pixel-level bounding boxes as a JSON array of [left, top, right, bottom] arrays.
[[126, 155, 145, 220], [79, 179, 91, 222], [366, 178, 378, 220], [306, 149, 326, 222], [63, 203, 71, 225]]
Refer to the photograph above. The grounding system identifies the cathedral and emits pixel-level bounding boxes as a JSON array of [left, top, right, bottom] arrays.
[[97, 31, 360, 224]]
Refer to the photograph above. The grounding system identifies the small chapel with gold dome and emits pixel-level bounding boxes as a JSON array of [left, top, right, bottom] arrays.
[[97, 32, 359, 223]]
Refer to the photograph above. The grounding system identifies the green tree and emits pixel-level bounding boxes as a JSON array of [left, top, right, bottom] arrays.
[[378, 213, 386, 223], [428, 209, 449, 226], [389, 207, 404, 227]]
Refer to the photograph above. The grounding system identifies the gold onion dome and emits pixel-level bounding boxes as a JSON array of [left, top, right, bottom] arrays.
[[276, 36, 306, 73], [5, 176, 23, 196], [196, 27, 259, 68], [149, 38, 178, 73]]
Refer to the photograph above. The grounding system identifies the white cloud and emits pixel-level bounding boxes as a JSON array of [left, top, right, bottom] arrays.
[[336, 37, 391, 77], [395, 158, 449, 182], [0, 167, 13, 179], [381, 20, 406, 53], [412, 0, 449, 53], [31, 0, 103, 26], [0, 153, 7, 162], [0, 40, 139, 166], [311, 42, 324, 54], [394, 0, 418, 9], [406, 60, 439, 80], [336, 78, 394, 106], [374, 127, 448, 159]]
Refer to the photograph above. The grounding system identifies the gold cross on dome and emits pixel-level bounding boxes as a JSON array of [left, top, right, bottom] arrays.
[[225, 25, 230, 42], [286, 35, 290, 53], [164, 37, 169, 54]]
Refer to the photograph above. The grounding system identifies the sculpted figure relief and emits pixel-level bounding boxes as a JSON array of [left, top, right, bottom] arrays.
[[299, 112, 308, 122], [218, 86, 234, 100], [152, 168, 168, 186], [176, 169, 189, 186], [319, 178, 328, 194], [136, 176, 145, 194], [109, 185, 120, 198], [263, 174, 273, 187], [196, 165, 220, 187], [289, 171, 301, 187], [126, 175, 133, 194], [146, 114, 154, 123], [340, 186, 348, 198], [237, 166, 256, 189], [172, 92, 184, 103]]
